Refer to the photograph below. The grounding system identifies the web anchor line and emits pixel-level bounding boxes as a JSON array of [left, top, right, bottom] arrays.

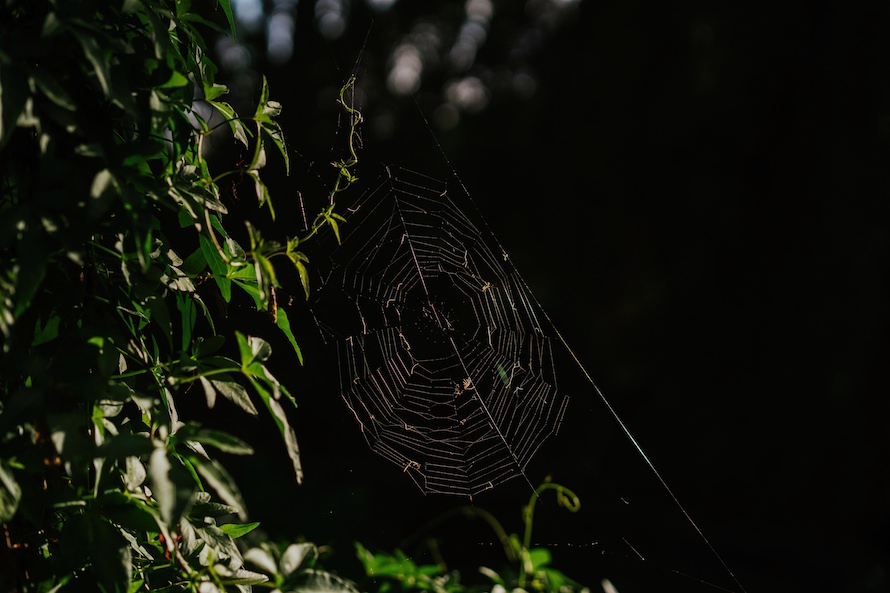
[[411, 111, 747, 593]]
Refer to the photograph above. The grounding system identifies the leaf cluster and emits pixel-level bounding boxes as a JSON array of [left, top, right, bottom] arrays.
[[0, 1, 352, 591], [356, 481, 585, 593]]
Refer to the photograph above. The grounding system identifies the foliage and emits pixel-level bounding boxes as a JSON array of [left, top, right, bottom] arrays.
[[356, 480, 585, 593], [0, 0, 354, 591]]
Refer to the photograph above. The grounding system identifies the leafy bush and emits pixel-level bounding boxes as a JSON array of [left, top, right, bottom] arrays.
[[0, 1, 353, 591], [356, 481, 585, 593], [0, 2, 594, 593]]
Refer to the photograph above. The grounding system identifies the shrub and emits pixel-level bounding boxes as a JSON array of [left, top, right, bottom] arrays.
[[0, 1, 353, 591]]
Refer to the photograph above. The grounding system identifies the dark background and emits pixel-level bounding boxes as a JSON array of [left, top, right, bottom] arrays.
[[208, 2, 890, 592]]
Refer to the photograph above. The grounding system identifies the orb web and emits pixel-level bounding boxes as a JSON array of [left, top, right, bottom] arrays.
[[312, 166, 569, 497]]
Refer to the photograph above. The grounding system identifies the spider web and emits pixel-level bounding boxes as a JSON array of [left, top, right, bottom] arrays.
[[311, 166, 570, 497], [308, 162, 745, 592]]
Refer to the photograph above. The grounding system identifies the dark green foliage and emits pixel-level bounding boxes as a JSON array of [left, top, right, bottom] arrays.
[[356, 481, 584, 593], [0, 1, 591, 592], [0, 1, 350, 591]]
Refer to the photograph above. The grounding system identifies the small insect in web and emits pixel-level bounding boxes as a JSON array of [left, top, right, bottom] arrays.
[[453, 377, 474, 397]]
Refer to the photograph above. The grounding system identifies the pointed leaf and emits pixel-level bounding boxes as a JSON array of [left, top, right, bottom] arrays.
[[275, 308, 304, 364], [218, 0, 236, 35], [199, 376, 217, 408], [193, 457, 247, 517], [183, 427, 254, 455], [265, 395, 303, 484], [0, 461, 22, 522], [208, 99, 250, 147], [293, 569, 360, 593], [209, 378, 257, 415], [280, 543, 318, 577], [261, 119, 289, 174], [255, 76, 270, 119], [245, 547, 279, 575], [72, 30, 112, 96], [198, 234, 232, 302], [294, 260, 310, 299], [90, 516, 132, 593], [219, 521, 261, 539]]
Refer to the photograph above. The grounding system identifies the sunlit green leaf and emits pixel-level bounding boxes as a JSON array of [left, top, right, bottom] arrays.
[[275, 308, 303, 364], [0, 461, 22, 522], [224, 569, 270, 586], [255, 76, 270, 119], [180, 425, 254, 455], [244, 546, 278, 575], [208, 99, 250, 147], [294, 568, 360, 593], [72, 30, 112, 97], [219, 521, 261, 539], [199, 233, 232, 302], [192, 456, 247, 517], [159, 70, 190, 89], [261, 119, 289, 174], [264, 394, 303, 485], [29, 68, 76, 111], [280, 543, 318, 577], [294, 259, 310, 299], [528, 547, 551, 570], [209, 377, 258, 415]]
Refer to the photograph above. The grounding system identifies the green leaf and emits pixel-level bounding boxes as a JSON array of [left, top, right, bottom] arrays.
[[180, 425, 254, 455], [294, 259, 310, 299], [223, 569, 270, 586], [205, 82, 228, 101], [219, 521, 260, 539], [528, 547, 551, 570], [32, 315, 60, 346], [232, 278, 264, 309], [293, 569, 359, 593], [148, 448, 193, 527], [159, 70, 190, 89], [255, 76, 271, 120], [237, 333, 272, 366], [176, 294, 197, 351], [261, 119, 289, 174], [198, 233, 232, 302], [264, 394, 303, 485], [192, 456, 247, 517], [0, 461, 22, 522], [97, 434, 154, 460], [280, 543, 317, 577], [244, 546, 279, 575], [275, 308, 303, 365], [324, 212, 342, 244], [90, 515, 132, 593], [208, 99, 250, 147], [29, 68, 76, 111], [247, 170, 273, 215], [199, 376, 217, 408], [72, 29, 112, 97], [209, 377, 258, 415], [218, 0, 237, 37]]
